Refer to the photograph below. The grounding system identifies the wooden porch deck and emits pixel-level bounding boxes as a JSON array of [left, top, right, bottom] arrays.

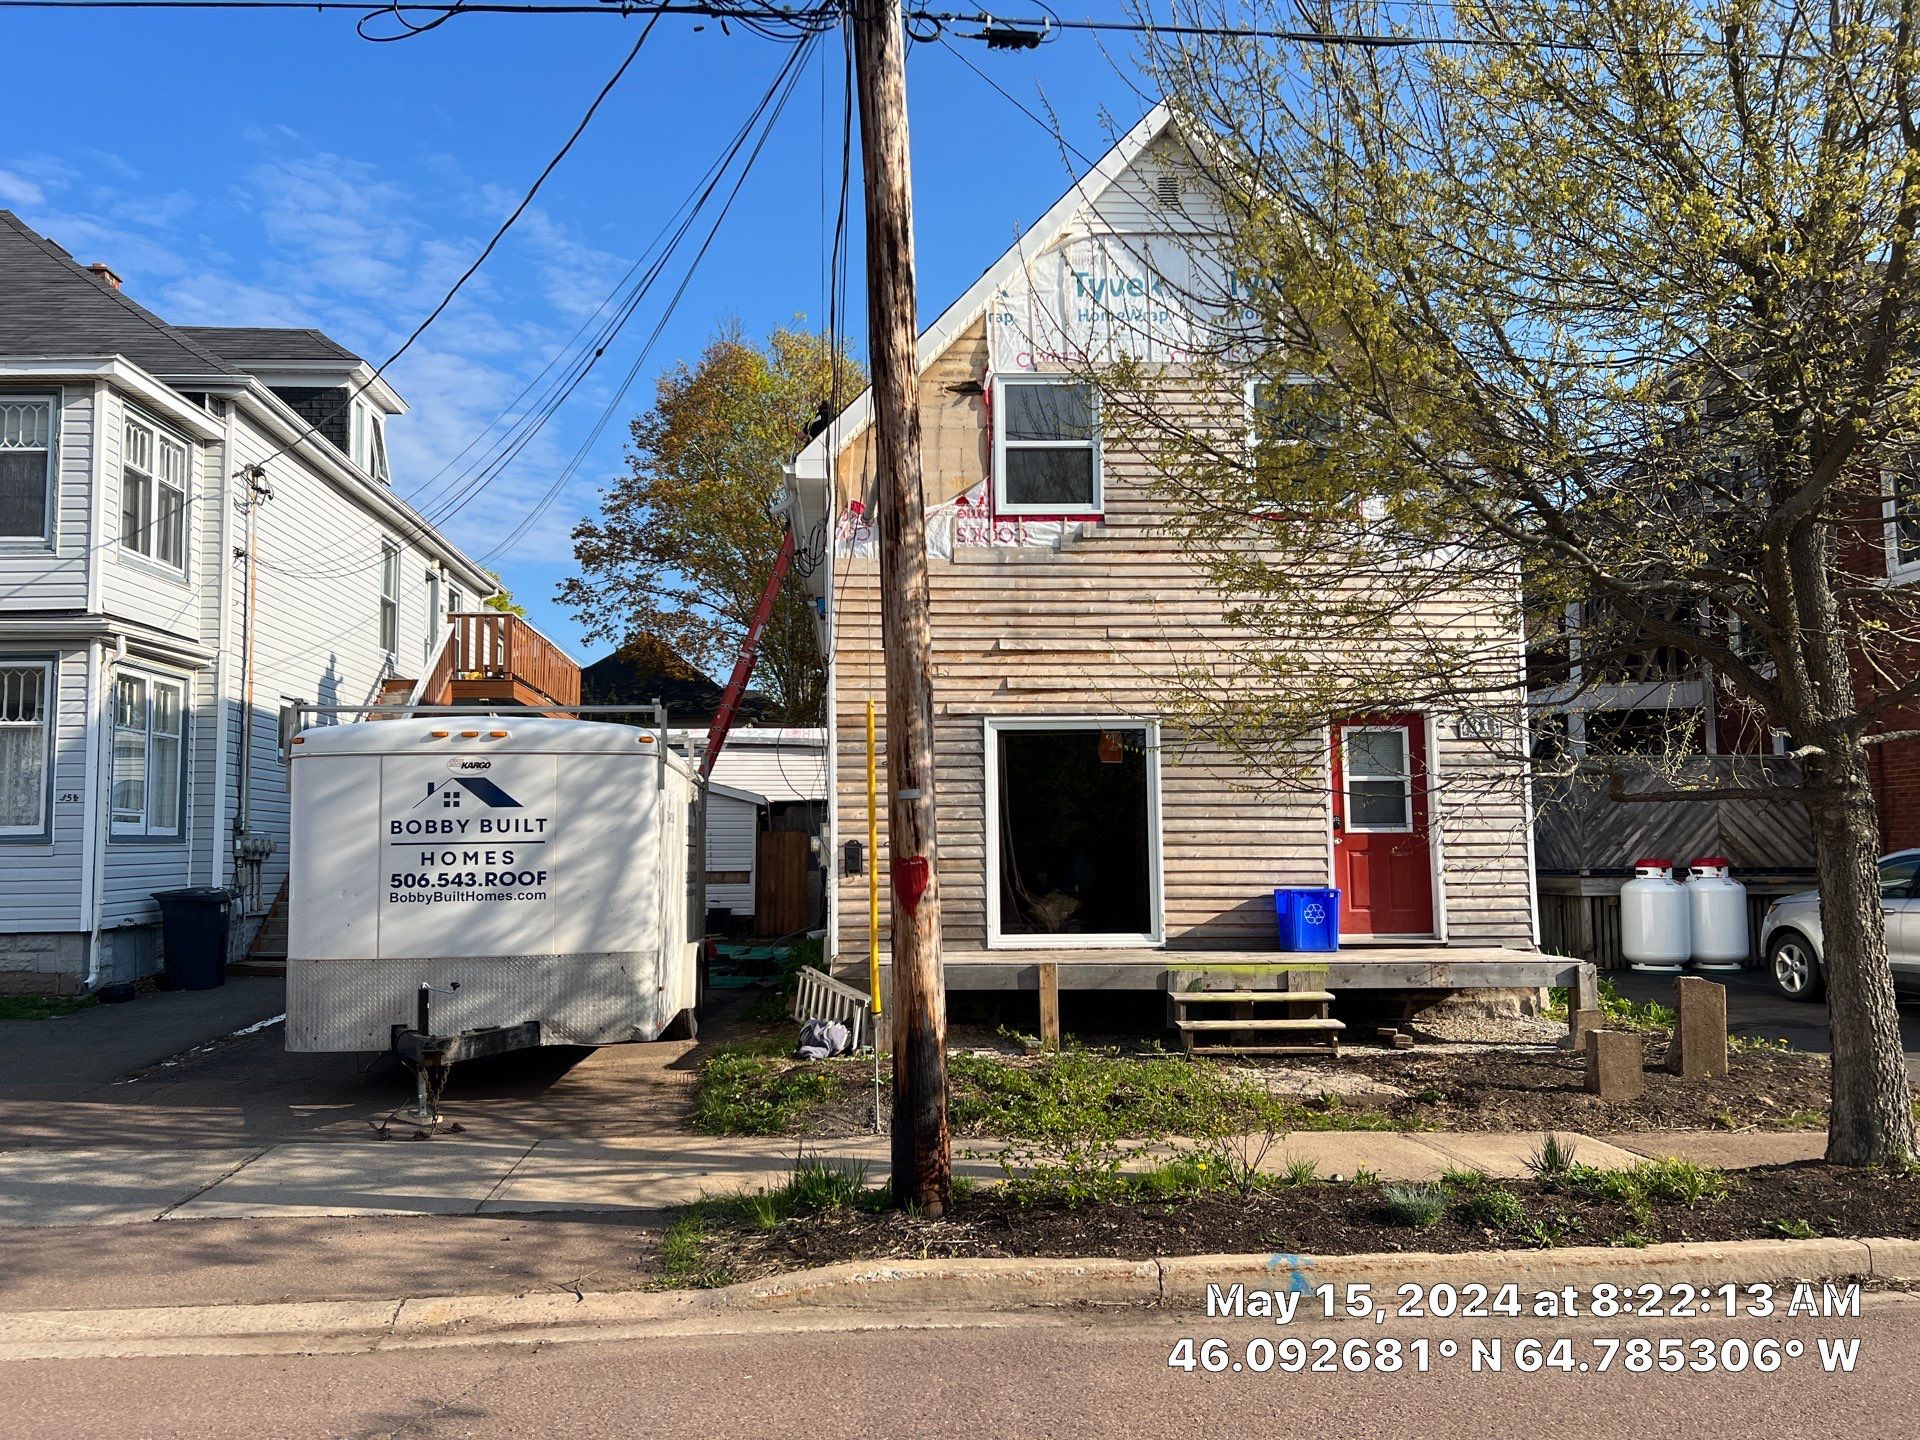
[[835, 944, 1595, 1003]]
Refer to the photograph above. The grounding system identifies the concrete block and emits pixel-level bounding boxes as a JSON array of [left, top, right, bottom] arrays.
[[1585, 1029, 1644, 1100], [1668, 976, 1729, 1079], [1568, 1007, 1605, 1051]]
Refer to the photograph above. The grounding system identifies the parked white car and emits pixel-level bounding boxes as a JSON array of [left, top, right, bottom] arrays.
[[1759, 849, 1920, 1000]]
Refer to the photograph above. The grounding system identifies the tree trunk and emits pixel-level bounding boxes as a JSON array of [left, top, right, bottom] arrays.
[[1805, 746, 1917, 1165]]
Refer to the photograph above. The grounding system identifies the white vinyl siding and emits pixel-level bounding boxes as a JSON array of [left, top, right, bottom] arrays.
[[0, 395, 55, 543], [0, 660, 52, 836], [120, 410, 188, 572], [704, 790, 760, 917], [111, 668, 186, 838]]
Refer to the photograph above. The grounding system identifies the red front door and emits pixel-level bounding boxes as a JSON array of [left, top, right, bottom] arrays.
[[1331, 715, 1435, 937]]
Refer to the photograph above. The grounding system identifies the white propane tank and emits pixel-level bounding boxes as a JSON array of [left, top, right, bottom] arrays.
[[1621, 857, 1691, 971], [1684, 855, 1749, 971]]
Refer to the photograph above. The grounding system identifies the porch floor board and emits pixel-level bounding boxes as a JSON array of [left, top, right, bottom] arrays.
[[834, 945, 1589, 993]]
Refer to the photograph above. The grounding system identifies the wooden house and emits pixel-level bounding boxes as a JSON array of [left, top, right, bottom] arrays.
[[784, 107, 1588, 1023]]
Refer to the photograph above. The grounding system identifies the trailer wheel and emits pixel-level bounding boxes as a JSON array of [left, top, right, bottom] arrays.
[[663, 1008, 699, 1041]]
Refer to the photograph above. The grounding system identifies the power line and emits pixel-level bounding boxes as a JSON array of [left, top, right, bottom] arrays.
[[263, 24, 826, 581]]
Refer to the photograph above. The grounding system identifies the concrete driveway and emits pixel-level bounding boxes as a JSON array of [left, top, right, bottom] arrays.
[[1609, 965, 1920, 1077]]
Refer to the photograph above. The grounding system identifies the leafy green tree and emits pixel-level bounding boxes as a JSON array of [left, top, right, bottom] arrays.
[[1131, 0, 1920, 1160], [562, 324, 861, 723]]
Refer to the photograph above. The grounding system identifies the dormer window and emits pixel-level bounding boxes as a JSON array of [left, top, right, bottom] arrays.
[[993, 375, 1101, 516], [351, 402, 390, 485]]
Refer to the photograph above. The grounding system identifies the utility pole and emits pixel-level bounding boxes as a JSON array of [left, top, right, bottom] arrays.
[[850, 0, 951, 1215]]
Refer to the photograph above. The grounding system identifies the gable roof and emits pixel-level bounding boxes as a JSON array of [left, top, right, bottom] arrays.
[[790, 102, 1178, 478], [0, 210, 241, 381], [177, 326, 362, 367]]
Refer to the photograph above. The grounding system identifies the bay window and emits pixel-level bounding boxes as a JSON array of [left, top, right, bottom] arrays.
[[122, 412, 188, 571], [112, 670, 185, 838], [0, 397, 55, 543], [993, 376, 1101, 515]]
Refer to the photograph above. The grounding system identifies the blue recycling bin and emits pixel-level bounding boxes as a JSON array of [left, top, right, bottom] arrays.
[[1273, 887, 1341, 952]]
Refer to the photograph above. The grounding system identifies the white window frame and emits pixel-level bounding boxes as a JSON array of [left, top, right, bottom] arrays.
[[110, 667, 187, 840], [992, 375, 1103, 517], [1336, 723, 1415, 835], [0, 393, 58, 546], [1884, 463, 1920, 582], [424, 568, 442, 662], [379, 540, 401, 655], [120, 409, 190, 575], [0, 658, 55, 840], [352, 403, 391, 485], [983, 715, 1164, 949]]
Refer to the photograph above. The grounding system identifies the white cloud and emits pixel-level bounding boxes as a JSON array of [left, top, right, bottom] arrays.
[[0, 168, 45, 208]]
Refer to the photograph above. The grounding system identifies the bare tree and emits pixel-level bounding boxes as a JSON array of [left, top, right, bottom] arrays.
[[1121, 0, 1920, 1161]]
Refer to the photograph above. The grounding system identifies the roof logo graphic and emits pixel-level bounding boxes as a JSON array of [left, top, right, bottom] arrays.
[[414, 777, 523, 812]]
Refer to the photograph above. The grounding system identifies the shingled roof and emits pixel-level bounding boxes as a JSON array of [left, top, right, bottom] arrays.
[[176, 326, 363, 367], [0, 210, 240, 382]]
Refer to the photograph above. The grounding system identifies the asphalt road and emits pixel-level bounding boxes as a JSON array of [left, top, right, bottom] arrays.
[[10, 1291, 1918, 1439], [1609, 966, 1920, 1075]]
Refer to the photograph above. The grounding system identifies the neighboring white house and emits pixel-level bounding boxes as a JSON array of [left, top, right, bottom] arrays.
[[0, 211, 501, 994], [673, 727, 827, 933]]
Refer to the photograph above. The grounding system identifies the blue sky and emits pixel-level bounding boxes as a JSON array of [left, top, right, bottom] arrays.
[[0, 7, 1156, 665]]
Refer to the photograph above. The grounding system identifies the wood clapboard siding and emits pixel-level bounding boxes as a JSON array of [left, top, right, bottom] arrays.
[[828, 316, 1537, 960]]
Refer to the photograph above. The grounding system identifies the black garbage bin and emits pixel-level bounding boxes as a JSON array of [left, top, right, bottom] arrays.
[[153, 887, 236, 991]]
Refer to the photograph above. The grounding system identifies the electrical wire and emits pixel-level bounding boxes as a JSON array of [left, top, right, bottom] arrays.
[[259, 23, 827, 581]]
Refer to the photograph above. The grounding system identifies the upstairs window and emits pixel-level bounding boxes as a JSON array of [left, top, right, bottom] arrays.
[[1887, 458, 1920, 581], [0, 662, 52, 837], [122, 412, 188, 572], [112, 669, 185, 839], [0, 397, 55, 543], [1248, 377, 1341, 456], [352, 403, 391, 485], [379, 541, 401, 654], [994, 376, 1101, 515]]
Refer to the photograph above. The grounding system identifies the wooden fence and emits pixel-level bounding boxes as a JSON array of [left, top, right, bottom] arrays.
[[1534, 756, 1815, 874]]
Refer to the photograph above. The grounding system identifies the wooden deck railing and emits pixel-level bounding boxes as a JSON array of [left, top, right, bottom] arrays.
[[448, 611, 582, 707]]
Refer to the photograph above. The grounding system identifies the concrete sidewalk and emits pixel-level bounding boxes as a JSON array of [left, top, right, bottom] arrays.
[[0, 1127, 1826, 1229]]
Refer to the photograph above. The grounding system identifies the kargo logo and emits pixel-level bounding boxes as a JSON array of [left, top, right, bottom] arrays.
[[448, 758, 494, 774]]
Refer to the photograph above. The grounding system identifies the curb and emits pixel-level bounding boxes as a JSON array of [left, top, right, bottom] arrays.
[[0, 1236, 1901, 1361]]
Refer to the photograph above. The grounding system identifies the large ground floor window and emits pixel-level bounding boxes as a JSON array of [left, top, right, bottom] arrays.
[[987, 718, 1161, 946], [112, 668, 186, 839]]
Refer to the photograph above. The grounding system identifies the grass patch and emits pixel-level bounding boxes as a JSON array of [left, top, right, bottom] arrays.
[[0, 993, 99, 1021], [656, 1156, 886, 1288], [1545, 978, 1673, 1033], [1378, 1182, 1450, 1227], [693, 1044, 849, 1136], [1458, 1185, 1527, 1231], [948, 1048, 1405, 1143]]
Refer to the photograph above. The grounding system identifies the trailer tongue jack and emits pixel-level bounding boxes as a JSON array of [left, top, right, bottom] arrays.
[[390, 981, 541, 1127]]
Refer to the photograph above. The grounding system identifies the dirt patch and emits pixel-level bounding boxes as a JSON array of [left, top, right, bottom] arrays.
[[691, 1164, 1920, 1282], [1333, 1045, 1836, 1133]]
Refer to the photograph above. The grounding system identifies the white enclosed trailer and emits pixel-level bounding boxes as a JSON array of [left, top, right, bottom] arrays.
[[285, 716, 701, 1060]]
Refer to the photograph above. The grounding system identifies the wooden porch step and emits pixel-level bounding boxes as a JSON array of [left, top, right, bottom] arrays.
[[1169, 989, 1336, 1004], [1176, 1017, 1346, 1033]]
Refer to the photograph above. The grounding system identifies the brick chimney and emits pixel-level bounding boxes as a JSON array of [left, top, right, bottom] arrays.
[[87, 262, 123, 291]]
